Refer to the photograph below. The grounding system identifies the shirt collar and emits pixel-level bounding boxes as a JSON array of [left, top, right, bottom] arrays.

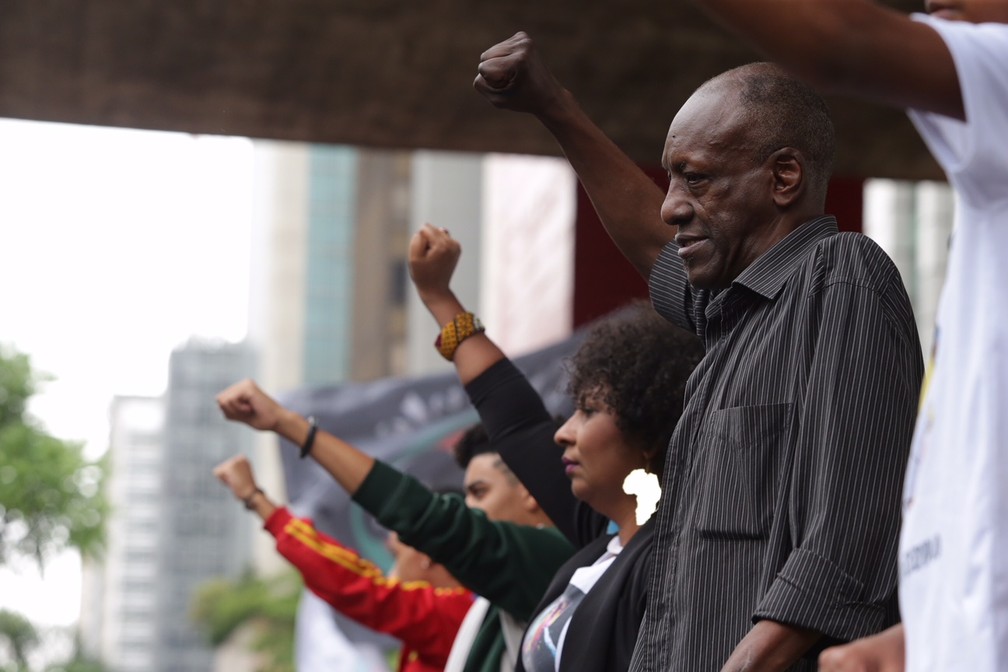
[[730, 216, 838, 300]]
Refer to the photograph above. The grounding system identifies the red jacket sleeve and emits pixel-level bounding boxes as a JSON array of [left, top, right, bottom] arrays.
[[265, 507, 473, 668]]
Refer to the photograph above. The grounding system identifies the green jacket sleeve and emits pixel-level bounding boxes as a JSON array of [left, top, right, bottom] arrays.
[[353, 460, 575, 620]]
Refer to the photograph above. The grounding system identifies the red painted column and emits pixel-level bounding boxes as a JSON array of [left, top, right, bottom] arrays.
[[824, 176, 864, 233]]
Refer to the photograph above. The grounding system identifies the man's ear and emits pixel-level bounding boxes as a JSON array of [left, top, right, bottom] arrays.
[[769, 147, 805, 207]]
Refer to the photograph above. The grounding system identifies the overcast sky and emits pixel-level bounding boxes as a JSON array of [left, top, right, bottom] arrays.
[[0, 117, 255, 627]]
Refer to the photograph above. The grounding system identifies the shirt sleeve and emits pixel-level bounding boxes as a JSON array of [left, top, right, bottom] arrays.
[[353, 461, 576, 621], [465, 358, 608, 546], [752, 262, 924, 640], [908, 17, 1008, 204], [264, 506, 473, 666]]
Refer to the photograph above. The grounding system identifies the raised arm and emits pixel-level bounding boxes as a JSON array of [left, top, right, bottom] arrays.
[[216, 379, 374, 495], [409, 225, 605, 545], [408, 224, 504, 385], [689, 0, 965, 119], [353, 461, 575, 620], [216, 379, 575, 619], [474, 32, 671, 277], [213, 454, 279, 521], [212, 455, 472, 663]]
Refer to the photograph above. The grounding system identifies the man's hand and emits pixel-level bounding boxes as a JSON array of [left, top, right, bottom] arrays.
[[216, 379, 284, 432], [474, 31, 567, 117], [818, 624, 905, 672], [720, 620, 821, 672], [213, 455, 258, 501], [475, 30, 671, 279], [408, 224, 461, 305]]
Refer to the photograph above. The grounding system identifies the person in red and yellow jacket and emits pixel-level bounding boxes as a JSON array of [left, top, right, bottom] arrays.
[[215, 454, 473, 672]]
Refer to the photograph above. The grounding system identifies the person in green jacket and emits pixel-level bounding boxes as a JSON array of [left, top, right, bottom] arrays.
[[216, 381, 575, 672]]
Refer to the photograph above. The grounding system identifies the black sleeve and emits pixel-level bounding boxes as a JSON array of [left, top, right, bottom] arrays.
[[465, 358, 607, 547]]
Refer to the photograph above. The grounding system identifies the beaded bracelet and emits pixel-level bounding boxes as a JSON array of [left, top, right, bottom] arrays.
[[435, 312, 485, 361]]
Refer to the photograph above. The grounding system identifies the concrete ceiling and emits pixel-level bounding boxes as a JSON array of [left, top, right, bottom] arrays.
[[0, 0, 941, 180]]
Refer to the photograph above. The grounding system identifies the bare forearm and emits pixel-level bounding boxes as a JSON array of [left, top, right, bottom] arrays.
[[692, 0, 857, 80], [273, 409, 375, 495], [473, 31, 670, 276], [246, 489, 279, 522], [721, 620, 821, 672], [535, 89, 670, 278], [419, 290, 506, 385], [692, 0, 963, 118]]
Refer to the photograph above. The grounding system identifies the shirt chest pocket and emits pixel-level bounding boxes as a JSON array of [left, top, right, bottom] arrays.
[[693, 403, 793, 539]]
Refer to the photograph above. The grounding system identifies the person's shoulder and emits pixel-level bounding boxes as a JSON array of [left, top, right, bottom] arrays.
[[502, 520, 578, 557], [911, 13, 1008, 90], [509, 521, 569, 541], [811, 232, 902, 293]]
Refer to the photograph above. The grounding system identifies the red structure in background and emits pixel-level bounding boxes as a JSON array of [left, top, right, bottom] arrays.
[[572, 166, 864, 328]]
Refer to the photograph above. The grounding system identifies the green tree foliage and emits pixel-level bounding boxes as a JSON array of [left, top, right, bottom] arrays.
[[45, 650, 108, 672], [47, 661, 106, 672], [0, 609, 39, 671], [192, 570, 302, 672], [0, 346, 108, 568]]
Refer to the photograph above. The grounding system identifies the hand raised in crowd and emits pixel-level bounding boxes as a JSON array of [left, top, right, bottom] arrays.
[[818, 624, 905, 672], [217, 378, 370, 494], [213, 455, 259, 502], [408, 223, 505, 383], [213, 454, 277, 520], [473, 31, 566, 116], [408, 224, 461, 304], [216, 378, 286, 432]]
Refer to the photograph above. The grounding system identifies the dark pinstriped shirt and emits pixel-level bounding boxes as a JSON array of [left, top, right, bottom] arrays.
[[629, 217, 924, 672]]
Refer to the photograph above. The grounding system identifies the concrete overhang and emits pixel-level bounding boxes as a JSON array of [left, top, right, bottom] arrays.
[[0, 0, 941, 180]]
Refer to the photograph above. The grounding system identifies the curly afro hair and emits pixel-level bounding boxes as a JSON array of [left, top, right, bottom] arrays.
[[565, 300, 704, 477]]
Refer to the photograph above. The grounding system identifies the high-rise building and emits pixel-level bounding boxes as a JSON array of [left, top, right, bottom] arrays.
[[248, 143, 415, 391], [153, 339, 256, 672], [80, 395, 163, 672], [81, 340, 255, 672], [244, 142, 417, 577]]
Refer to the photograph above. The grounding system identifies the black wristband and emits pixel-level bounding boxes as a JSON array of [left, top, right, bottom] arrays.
[[242, 487, 264, 510], [299, 416, 318, 459]]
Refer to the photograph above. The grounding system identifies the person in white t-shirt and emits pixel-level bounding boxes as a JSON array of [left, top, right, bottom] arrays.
[[686, 0, 1008, 669]]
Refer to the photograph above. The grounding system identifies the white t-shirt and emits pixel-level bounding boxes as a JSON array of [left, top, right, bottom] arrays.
[[520, 535, 623, 672], [900, 15, 1008, 671]]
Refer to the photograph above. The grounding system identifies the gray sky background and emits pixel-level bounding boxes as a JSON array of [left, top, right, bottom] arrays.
[[0, 118, 255, 627]]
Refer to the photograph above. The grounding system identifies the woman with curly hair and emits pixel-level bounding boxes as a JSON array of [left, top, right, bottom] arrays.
[[409, 224, 705, 672]]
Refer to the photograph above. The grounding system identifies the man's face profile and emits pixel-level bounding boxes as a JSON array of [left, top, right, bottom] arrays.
[[661, 85, 780, 290]]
